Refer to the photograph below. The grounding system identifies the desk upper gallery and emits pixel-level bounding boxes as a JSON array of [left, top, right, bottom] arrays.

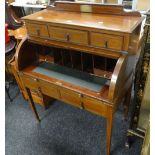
[[13, 2, 145, 155]]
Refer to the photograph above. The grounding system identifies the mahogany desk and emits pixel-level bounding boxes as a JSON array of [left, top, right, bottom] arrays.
[[14, 2, 144, 155]]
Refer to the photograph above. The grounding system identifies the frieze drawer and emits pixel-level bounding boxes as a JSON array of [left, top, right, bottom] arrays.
[[60, 88, 82, 107], [20, 74, 39, 90], [90, 32, 123, 50], [48, 26, 88, 45], [26, 23, 49, 38], [83, 95, 108, 116], [39, 79, 60, 99]]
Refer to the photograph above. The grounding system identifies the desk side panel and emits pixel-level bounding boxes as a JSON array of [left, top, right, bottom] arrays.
[[15, 37, 38, 71], [108, 54, 136, 110]]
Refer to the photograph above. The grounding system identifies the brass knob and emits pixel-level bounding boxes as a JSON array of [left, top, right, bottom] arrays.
[[36, 29, 40, 36], [78, 93, 82, 97], [56, 81, 62, 86], [38, 87, 42, 93], [104, 41, 108, 48], [80, 102, 84, 110], [65, 33, 70, 41], [33, 78, 38, 81]]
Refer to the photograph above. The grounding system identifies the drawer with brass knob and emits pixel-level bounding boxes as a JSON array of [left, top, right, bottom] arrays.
[[39, 79, 60, 100], [59, 88, 82, 108], [82, 95, 108, 116], [20, 73, 39, 90], [90, 32, 123, 51], [26, 23, 49, 38], [48, 26, 88, 45]]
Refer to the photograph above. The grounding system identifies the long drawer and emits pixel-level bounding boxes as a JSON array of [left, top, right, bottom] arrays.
[[60, 88, 82, 107], [83, 95, 108, 116], [26, 23, 49, 38], [39, 79, 60, 100], [20, 74, 39, 90], [90, 32, 123, 50], [34, 78, 82, 107], [48, 26, 88, 45]]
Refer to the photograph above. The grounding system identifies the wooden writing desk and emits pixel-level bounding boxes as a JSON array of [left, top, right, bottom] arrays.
[[14, 2, 144, 155]]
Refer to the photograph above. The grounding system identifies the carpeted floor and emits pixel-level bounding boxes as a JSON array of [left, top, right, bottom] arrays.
[[5, 84, 143, 155]]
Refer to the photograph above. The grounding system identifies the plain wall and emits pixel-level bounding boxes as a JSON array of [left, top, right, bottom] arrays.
[[136, 0, 150, 11]]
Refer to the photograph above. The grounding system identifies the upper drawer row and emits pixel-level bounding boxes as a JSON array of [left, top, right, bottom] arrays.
[[26, 23, 123, 51]]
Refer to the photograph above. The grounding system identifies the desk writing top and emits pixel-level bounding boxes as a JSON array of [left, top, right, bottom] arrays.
[[23, 8, 143, 33]]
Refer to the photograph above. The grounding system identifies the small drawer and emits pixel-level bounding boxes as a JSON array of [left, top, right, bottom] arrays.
[[30, 89, 50, 107], [26, 23, 49, 38], [30, 89, 43, 104], [20, 74, 38, 90], [48, 26, 88, 45], [83, 95, 107, 116], [30, 89, 42, 98], [39, 80, 60, 99], [90, 32, 123, 50], [60, 88, 82, 107]]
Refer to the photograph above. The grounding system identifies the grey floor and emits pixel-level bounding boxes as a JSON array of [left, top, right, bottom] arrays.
[[6, 84, 143, 155]]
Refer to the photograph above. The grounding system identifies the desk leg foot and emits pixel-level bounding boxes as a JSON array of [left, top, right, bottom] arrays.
[[26, 88, 40, 122], [106, 111, 113, 155], [125, 134, 132, 149]]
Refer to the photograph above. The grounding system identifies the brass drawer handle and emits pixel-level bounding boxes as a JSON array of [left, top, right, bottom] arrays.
[[104, 41, 108, 48], [33, 78, 38, 82], [56, 81, 62, 86], [78, 93, 82, 97], [65, 33, 70, 41], [80, 102, 84, 110], [38, 87, 42, 94], [36, 29, 40, 36]]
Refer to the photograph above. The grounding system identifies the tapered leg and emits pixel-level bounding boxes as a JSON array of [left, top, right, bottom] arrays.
[[25, 87, 40, 122], [5, 86, 12, 102], [123, 86, 132, 119], [106, 112, 113, 155]]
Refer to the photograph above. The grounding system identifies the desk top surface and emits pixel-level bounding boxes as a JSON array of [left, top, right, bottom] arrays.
[[23, 7, 143, 33]]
